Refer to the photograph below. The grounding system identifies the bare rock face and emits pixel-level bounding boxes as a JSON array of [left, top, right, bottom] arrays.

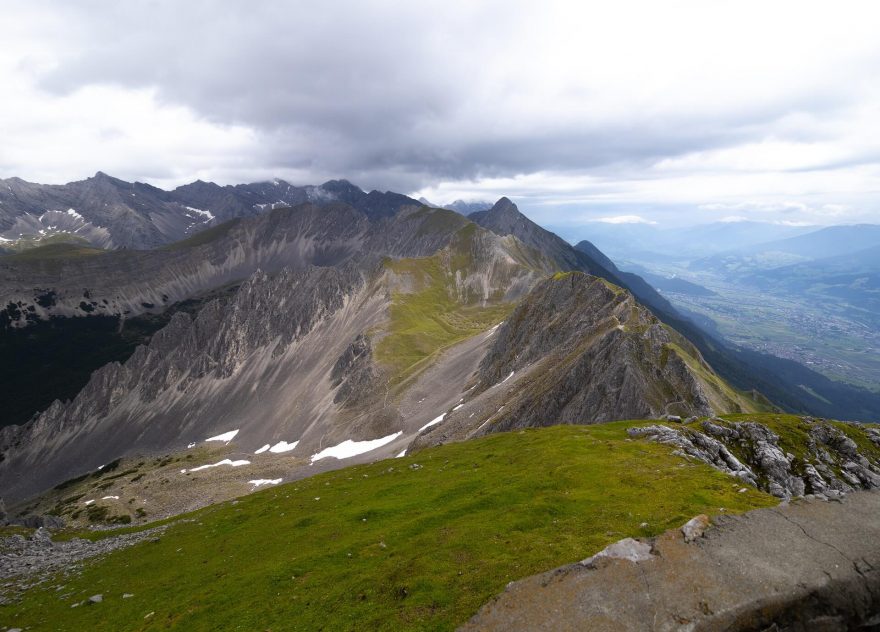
[[330, 335, 380, 407], [422, 273, 735, 441], [410, 273, 765, 451], [0, 263, 370, 501], [629, 418, 880, 498]]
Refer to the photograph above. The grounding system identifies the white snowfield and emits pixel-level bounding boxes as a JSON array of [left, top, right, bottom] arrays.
[[269, 440, 299, 453], [254, 444, 271, 454], [310, 432, 402, 463], [248, 479, 282, 488], [205, 429, 239, 444], [101, 495, 120, 500], [181, 459, 250, 474], [185, 206, 215, 220], [420, 414, 445, 432], [501, 371, 515, 384]]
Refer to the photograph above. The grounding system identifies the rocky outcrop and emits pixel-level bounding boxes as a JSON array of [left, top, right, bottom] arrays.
[[629, 417, 880, 498], [0, 523, 170, 601], [462, 490, 880, 631]]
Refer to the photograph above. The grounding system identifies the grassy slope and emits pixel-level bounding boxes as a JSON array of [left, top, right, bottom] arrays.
[[376, 225, 516, 387], [4, 420, 776, 632], [666, 341, 772, 414], [1, 240, 106, 261]]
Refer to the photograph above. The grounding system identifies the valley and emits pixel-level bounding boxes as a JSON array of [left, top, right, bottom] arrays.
[[660, 278, 880, 392]]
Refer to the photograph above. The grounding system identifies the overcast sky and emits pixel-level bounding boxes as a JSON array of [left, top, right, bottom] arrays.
[[1, 1, 879, 231]]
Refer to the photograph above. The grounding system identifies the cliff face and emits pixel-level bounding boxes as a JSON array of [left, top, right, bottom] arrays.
[[479, 274, 716, 425], [0, 264, 379, 501]]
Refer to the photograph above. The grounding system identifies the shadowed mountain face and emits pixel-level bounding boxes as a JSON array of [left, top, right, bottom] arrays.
[[0, 174, 420, 251]]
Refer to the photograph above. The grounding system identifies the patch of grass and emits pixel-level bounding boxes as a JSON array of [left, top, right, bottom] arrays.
[[4, 421, 776, 631], [378, 249, 514, 386], [0, 525, 33, 540], [161, 218, 241, 251], [1, 239, 105, 260]]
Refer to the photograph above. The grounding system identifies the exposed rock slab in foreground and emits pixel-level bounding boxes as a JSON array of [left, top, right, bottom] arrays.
[[461, 490, 880, 631]]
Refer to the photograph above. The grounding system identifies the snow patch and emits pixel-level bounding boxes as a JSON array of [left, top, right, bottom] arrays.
[[419, 414, 445, 432], [501, 371, 515, 384], [269, 440, 299, 454], [187, 442, 196, 449], [310, 432, 402, 463], [185, 206, 215, 221], [396, 449, 407, 458], [101, 495, 119, 500], [83, 500, 95, 505], [205, 429, 239, 444], [254, 444, 271, 455], [181, 459, 250, 474], [66, 208, 83, 219], [249, 479, 282, 488]]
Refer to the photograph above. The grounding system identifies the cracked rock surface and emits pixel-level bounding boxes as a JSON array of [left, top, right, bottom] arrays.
[[461, 490, 880, 631]]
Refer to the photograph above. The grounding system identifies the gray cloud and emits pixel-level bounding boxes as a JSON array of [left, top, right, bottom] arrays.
[[4, 0, 880, 224]]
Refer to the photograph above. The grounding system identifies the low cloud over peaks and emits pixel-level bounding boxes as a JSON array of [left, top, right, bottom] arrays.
[[2, 1, 879, 227]]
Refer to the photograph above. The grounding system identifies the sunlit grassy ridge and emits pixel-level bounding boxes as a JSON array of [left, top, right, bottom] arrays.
[[4, 420, 777, 632]]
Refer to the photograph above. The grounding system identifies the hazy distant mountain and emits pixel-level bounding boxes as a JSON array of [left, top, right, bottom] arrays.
[[691, 224, 880, 276], [576, 220, 816, 262], [743, 243, 880, 327], [444, 200, 493, 215]]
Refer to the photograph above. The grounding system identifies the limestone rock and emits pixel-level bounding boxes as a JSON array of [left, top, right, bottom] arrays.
[[681, 514, 711, 542], [630, 418, 880, 499], [580, 538, 654, 567]]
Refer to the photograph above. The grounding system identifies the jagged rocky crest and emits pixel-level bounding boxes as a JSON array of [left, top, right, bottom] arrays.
[[0, 174, 420, 250], [630, 417, 880, 498]]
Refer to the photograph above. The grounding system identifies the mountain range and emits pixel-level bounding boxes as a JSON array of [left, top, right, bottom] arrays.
[[1, 176, 879, 503]]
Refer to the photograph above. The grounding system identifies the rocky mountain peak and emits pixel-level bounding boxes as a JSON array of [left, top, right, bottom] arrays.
[[319, 179, 364, 198]]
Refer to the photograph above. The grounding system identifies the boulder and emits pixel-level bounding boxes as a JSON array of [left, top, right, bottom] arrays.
[[681, 514, 711, 542]]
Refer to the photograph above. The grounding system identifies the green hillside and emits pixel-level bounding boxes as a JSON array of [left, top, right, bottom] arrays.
[[4, 420, 776, 631]]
